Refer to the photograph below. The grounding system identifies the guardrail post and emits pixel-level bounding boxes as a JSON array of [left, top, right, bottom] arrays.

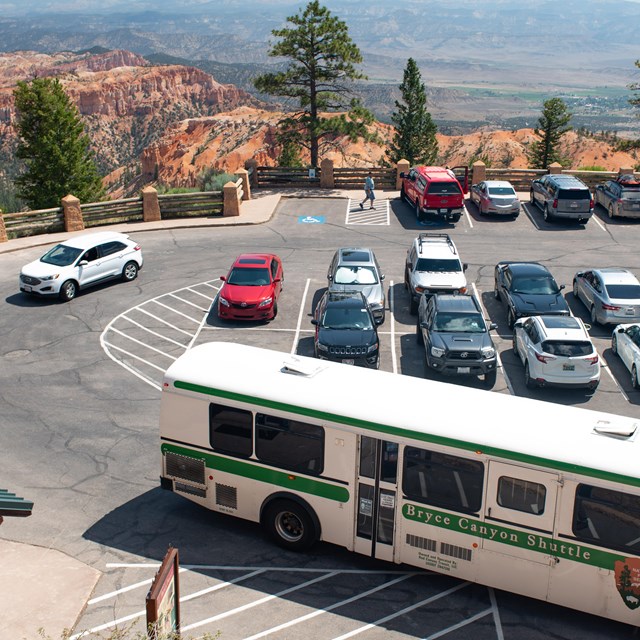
[[548, 162, 562, 174], [223, 181, 241, 217], [0, 209, 7, 243], [235, 169, 251, 201], [619, 167, 635, 177], [320, 159, 334, 189], [471, 161, 486, 185], [142, 186, 161, 222], [396, 160, 410, 189], [245, 159, 259, 188], [62, 194, 84, 232]]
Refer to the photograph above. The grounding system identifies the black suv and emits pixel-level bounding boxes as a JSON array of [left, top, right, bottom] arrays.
[[417, 293, 498, 386], [312, 291, 380, 368]]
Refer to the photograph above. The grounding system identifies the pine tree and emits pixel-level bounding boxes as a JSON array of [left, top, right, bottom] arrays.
[[14, 77, 105, 209], [253, 1, 375, 168], [387, 58, 438, 165], [527, 98, 572, 169], [278, 140, 303, 167]]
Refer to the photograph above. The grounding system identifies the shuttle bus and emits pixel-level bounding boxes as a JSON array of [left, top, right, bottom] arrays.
[[159, 341, 640, 626]]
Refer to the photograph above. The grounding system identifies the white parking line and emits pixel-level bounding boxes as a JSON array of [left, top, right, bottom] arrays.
[[150, 298, 202, 323], [102, 341, 172, 370], [389, 280, 398, 374], [592, 215, 606, 232], [120, 314, 189, 348], [168, 292, 210, 312], [423, 606, 492, 640], [292, 278, 311, 354], [463, 203, 473, 229], [134, 307, 194, 336]]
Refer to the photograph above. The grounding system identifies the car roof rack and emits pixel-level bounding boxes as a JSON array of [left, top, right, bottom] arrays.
[[417, 233, 456, 254], [616, 174, 640, 188]]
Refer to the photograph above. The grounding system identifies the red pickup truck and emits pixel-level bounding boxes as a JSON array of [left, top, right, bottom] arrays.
[[400, 165, 469, 223]]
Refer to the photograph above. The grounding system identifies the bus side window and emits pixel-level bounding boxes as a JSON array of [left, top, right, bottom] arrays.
[[209, 403, 253, 458], [497, 476, 546, 515], [572, 484, 640, 553], [402, 446, 484, 514]]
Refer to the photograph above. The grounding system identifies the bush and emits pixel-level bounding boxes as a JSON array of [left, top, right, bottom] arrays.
[[577, 165, 607, 172], [198, 169, 236, 191]]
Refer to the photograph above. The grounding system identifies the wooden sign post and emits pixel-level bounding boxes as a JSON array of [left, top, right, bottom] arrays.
[[146, 547, 181, 639]]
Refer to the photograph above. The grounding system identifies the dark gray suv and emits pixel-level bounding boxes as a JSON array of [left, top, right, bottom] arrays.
[[529, 174, 593, 224], [417, 293, 498, 386]]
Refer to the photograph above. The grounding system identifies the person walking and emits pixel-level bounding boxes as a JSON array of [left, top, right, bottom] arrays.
[[360, 172, 376, 210]]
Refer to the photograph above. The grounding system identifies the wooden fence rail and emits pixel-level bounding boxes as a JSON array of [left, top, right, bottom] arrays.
[[157, 191, 224, 218]]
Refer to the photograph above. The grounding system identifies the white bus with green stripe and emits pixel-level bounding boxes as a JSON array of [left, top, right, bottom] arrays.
[[159, 341, 640, 626]]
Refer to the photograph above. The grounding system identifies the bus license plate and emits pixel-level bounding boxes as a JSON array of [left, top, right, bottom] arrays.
[[563, 364, 575, 371], [342, 359, 355, 365], [457, 367, 470, 374]]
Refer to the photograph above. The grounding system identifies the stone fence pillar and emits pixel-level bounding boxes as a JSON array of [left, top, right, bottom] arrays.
[[235, 168, 251, 201], [62, 194, 84, 232], [548, 162, 563, 174], [142, 186, 161, 222], [320, 158, 334, 189], [223, 181, 241, 217], [0, 210, 7, 243], [471, 161, 486, 185], [396, 159, 410, 189], [244, 159, 259, 188]]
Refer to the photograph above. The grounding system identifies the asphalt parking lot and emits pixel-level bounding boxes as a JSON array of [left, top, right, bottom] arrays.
[[2, 193, 640, 639]]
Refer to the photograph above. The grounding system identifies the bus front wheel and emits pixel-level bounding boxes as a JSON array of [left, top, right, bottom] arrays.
[[264, 499, 318, 551]]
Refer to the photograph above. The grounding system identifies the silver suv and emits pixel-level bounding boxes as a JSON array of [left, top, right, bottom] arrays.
[[404, 233, 468, 314], [529, 174, 593, 224], [327, 247, 386, 324]]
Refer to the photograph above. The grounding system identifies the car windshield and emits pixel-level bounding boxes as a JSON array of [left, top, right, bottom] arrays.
[[434, 313, 485, 333], [511, 276, 559, 295], [40, 243, 83, 266], [488, 187, 516, 196], [415, 258, 462, 273], [427, 182, 461, 195], [605, 284, 640, 299], [321, 307, 373, 330], [227, 267, 271, 286], [541, 341, 593, 357], [333, 265, 378, 285]]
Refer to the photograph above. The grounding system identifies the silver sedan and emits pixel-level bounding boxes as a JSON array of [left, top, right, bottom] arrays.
[[469, 180, 520, 217], [572, 267, 640, 325]]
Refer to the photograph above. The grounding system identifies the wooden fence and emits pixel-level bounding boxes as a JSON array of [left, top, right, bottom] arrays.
[[333, 167, 396, 189], [157, 191, 224, 218], [255, 167, 322, 188], [3, 207, 65, 238], [82, 197, 144, 227]]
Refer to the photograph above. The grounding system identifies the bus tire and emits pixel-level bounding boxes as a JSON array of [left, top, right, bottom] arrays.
[[263, 499, 318, 552]]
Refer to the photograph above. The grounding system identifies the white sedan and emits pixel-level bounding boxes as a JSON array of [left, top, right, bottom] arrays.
[[612, 323, 640, 389]]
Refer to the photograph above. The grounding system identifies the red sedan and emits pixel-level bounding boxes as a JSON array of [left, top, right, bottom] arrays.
[[218, 253, 283, 321]]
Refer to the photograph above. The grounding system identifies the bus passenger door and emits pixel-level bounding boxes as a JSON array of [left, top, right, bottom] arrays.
[[354, 436, 398, 562], [482, 462, 559, 598]]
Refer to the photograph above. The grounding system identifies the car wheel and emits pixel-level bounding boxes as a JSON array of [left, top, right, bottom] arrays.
[[608, 204, 615, 220], [374, 356, 380, 370], [524, 361, 536, 389], [529, 190, 535, 205], [512, 333, 519, 358], [507, 307, 516, 329], [590, 305, 599, 326], [263, 499, 318, 552], [543, 204, 552, 222], [400, 186, 407, 203], [572, 279, 579, 298], [122, 261, 139, 282], [484, 369, 497, 388], [452, 214, 461, 223], [59, 280, 78, 302], [409, 295, 418, 315], [633, 365, 639, 390], [404, 267, 409, 291], [612, 334, 618, 354], [479, 203, 486, 216], [493, 282, 500, 301], [272, 302, 278, 320], [416, 319, 424, 344], [415, 201, 423, 222]]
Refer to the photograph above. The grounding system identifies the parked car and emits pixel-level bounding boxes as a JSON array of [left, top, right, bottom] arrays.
[[327, 247, 385, 324], [417, 293, 498, 386], [494, 261, 569, 328], [311, 290, 380, 368], [399, 165, 469, 223], [529, 174, 593, 224], [594, 175, 640, 220], [19, 231, 143, 301], [218, 253, 283, 321], [404, 233, 468, 314], [611, 323, 640, 389], [572, 268, 640, 325], [469, 180, 520, 217], [513, 315, 600, 391]]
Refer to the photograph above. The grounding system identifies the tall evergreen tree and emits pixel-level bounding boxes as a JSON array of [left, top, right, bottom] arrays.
[[388, 58, 438, 165], [527, 98, 572, 169], [253, 1, 375, 168], [14, 77, 105, 209]]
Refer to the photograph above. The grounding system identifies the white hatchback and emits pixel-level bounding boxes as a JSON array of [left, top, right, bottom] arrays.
[[19, 231, 143, 301], [513, 315, 600, 391]]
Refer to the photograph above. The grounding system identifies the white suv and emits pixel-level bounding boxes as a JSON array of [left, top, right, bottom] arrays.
[[404, 233, 468, 314], [513, 315, 600, 392], [19, 231, 143, 301]]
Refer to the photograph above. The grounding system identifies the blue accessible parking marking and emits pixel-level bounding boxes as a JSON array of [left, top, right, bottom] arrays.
[[298, 215, 325, 224]]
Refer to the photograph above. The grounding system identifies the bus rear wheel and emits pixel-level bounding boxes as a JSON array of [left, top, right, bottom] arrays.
[[264, 499, 318, 551]]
